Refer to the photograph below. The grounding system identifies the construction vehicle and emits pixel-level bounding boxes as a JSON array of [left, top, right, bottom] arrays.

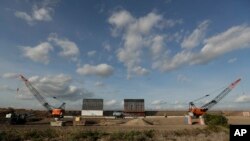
[[189, 78, 241, 117], [19, 75, 66, 126], [5, 112, 35, 124], [3, 107, 34, 124], [113, 111, 124, 118]]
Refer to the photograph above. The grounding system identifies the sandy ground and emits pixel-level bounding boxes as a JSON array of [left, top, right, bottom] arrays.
[[2, 116, 250, 132], [1, 108, 250, 132], [227, 116, 250, 125], [0, 116, 234, 141], [2, 109, 249, 141]]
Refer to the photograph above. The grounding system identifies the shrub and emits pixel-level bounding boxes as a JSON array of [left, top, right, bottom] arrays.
[[143, 130, 154, 138], [69, 130, 107, 141], [0, 131, 6, 141], [20, 128, 59, 141], [0, 130, 22, 141], [109, 130, 154, 141], [203, 114, 228, 127]]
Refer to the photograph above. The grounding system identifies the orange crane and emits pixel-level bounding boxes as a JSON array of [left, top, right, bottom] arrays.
[[19, 75, 65, 119], [189, 78, 241, 117]]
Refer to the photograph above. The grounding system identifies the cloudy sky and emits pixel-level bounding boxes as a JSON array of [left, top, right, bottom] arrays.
[[0, 0, 250, 111]]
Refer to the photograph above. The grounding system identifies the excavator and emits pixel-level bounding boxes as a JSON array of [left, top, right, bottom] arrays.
[[6, 75, 66, 125], [188, 78, 241, 117]]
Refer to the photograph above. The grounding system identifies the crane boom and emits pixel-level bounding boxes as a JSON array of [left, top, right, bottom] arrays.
[[19, 75, 53, 111], [193, 94, 210, 103], [189, 78, 241, 117], [201, 78, 241, 110]]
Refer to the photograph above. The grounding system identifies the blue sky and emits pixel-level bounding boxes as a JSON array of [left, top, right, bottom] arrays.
[[0, 0, 250, 111]]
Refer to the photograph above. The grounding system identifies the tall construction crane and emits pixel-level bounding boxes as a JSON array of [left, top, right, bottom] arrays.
[[189, 78, 241, 117], [19, 75, 66, 119]]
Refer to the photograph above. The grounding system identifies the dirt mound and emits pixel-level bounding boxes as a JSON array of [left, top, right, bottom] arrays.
[[123, 118, 153, 126], [100, 119, 127, 126]]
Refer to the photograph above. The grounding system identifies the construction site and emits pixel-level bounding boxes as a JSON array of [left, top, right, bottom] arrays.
[[0, 75, 249, 140], [1, 0, 250, 140]]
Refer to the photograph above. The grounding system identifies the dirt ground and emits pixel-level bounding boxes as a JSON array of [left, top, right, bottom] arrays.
[[1, 108, 250, 132], [1, 116, 250, 132], [227, 116, 250, 125], [1, 111, 250, 141]]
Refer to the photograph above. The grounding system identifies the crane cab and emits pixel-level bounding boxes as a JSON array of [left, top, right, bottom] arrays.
[[188, 78, 241, 118], [189, 107, 207, 117], [51, 109, 64, 118]]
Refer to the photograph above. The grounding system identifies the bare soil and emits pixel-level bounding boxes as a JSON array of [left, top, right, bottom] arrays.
[[2, 109, 250, 141]]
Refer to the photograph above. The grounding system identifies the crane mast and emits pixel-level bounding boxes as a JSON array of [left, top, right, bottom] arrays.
[[20, 75, 53, 111], [19, 75, 65, 118], [189, 78, 241, 117]]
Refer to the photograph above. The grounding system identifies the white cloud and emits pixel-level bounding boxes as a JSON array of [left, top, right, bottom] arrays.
[[174, 104, 185, 110], [21, 42, 53, 64], [157, 19, 183, 29], [104, 99, 122, 110], [109, 10, 250, 74], [172, 100, 186, 109], [94, 81, 105, 87], [104, 99, 117, 106], [151, 35, 165, 59], [108, 10, 134, 35], [14, 2, 54, 25], [137, 12, 162, 34], [153, 50, 194, 71], [151, 100, 167, 105], [196, 24, 250, 64], [181, 20, 210, 49], [48, 33, 80, 61], [228, 57, 237, 63], [109, 10, 162, 78], [164, 30, 184, 44], [154, 24, 250, 71], [235, 95, 250, 103], [1, 73, 19, 79], [0, 74, 92, 101], [87, 50, 96, 57], [32, 6, 52, 21], [76, 64, 114, 77], [20, 33, 80, 64], [23, 74, 92, 101], [133, 66, 150, 76], [15, 11, 33, 24], [103, 42, 112, 52]]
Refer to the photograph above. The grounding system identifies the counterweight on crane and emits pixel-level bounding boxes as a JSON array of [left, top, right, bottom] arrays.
[[19, 75, 65, 118], [189, 78, 241, 117]]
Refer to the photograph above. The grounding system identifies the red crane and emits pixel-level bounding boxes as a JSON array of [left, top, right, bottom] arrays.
[[189, 78, 241, 117], [19, 75, 65, 119]]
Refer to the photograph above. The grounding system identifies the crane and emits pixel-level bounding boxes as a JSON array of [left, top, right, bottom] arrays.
[[19, 75, 66, 119], [189, 78, 241, 117]]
